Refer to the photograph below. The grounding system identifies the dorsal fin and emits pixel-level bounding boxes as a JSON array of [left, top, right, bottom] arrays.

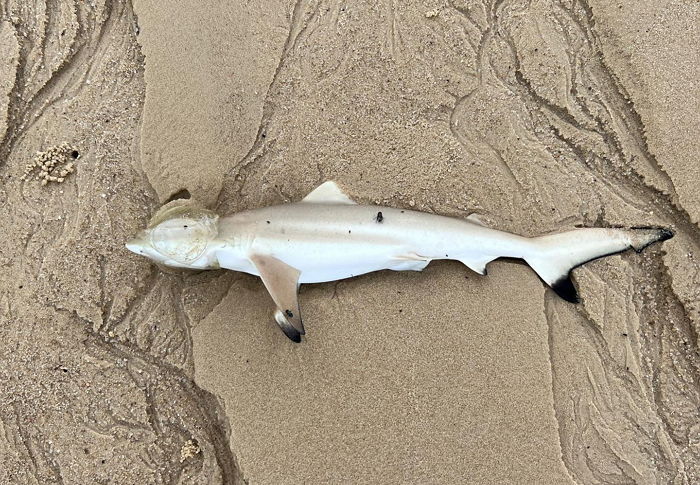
[[301, 181, 357, 205]]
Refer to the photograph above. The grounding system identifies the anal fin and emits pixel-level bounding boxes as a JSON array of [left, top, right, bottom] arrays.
[[458, 255, 496, 275]]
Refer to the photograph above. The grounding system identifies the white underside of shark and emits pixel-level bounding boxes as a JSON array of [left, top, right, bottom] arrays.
[[126, 181, 673, 342]]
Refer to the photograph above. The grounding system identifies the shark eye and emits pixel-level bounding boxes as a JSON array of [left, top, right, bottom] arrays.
[[150, 216, 217, 264]]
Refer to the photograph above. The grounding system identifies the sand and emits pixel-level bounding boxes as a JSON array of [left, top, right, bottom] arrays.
[[1, 0, 698, 483]]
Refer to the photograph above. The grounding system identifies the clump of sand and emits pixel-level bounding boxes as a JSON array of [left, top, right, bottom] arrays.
[[20, 142, 78, 185], [180, 439, 201, 462]]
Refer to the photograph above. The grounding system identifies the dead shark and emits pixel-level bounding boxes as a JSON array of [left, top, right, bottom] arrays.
[[126, 181, 673, 342]]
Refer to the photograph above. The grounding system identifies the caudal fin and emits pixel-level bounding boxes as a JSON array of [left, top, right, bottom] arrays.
[[524, 227, 673, 303]]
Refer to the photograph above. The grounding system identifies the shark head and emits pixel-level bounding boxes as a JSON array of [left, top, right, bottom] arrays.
[[126, 200, 221, 269]]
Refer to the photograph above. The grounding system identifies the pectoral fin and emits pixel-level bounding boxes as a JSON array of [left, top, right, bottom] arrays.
[[249, 254, 305, 341]]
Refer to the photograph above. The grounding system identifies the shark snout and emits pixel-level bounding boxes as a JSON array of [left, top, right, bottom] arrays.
[[126, 230, 148, 254], [657, 228, 675, 242]]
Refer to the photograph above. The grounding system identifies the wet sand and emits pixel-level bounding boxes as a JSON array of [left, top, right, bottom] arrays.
[[1, 0, 699, 483]]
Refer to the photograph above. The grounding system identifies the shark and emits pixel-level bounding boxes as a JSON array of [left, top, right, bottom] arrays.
[[126, 181, 674, 342]]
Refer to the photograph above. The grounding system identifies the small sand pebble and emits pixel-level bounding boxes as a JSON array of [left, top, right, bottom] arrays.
[[20, 142, 77, 185]]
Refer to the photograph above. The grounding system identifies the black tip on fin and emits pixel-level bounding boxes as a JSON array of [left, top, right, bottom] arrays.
[[631, 226, 676, 252], [551, 275, 580, 303], [275, 313, 302, 342], [274, 309, 304, 342], [658, 228, 674, 242], [279, 322, 302, 343]]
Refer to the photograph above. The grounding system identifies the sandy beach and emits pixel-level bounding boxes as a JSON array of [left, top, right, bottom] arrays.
[[1, 0, 699, 483]]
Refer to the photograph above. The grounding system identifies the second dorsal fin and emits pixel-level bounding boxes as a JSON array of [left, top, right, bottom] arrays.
[[466, 213, 488, 226], [301, 181, 357, 205]]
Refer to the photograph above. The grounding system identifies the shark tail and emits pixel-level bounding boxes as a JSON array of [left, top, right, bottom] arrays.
[[523, 227, 673, 303]]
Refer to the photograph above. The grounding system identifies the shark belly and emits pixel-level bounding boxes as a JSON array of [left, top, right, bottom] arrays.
[[248, 228, 414, 283]]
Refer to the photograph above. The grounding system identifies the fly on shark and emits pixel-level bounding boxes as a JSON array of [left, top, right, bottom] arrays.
[[126, 181, 673, 342]]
